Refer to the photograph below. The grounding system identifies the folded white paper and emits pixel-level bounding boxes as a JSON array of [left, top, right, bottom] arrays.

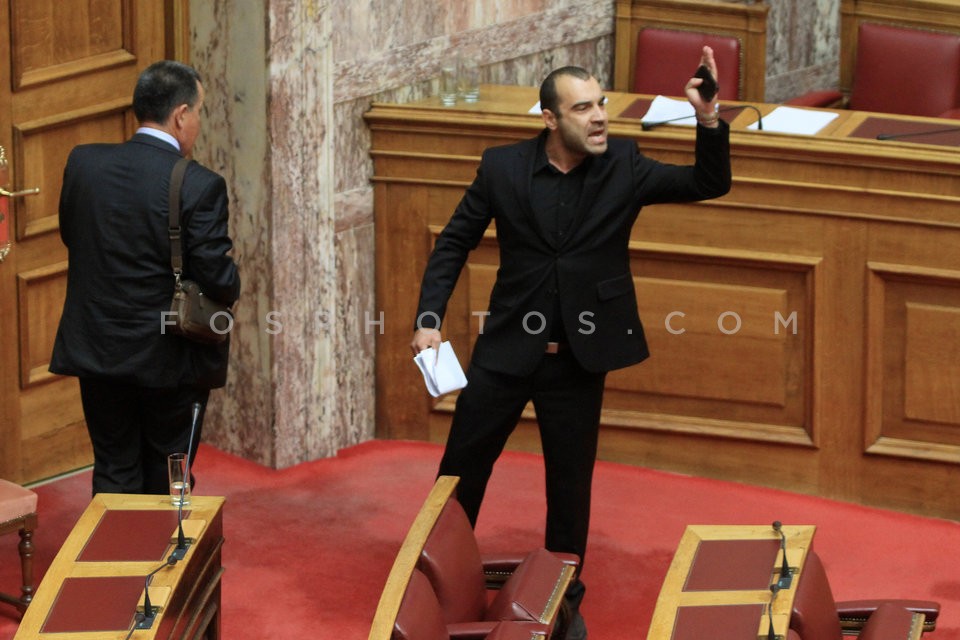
[[640, 95, 697, 127], [414, 341, 468, 397], [747, 106, 839, 135]]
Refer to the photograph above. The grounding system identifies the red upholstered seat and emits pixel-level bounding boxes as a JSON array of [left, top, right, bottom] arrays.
[[791, 551, 845, 639], [790, 551, 938, 640], [786, 22, 960, 118], [633, 28, 741, 100], [0, 479, 36, 522], [394, 569, 450, 640], [0, 478, 38, 614], [849, 23, 960, 117], [394, 569, 550, 640], [418, 499, 575, 630], [859, 602, 929, 640], [484, 622, 548, 640]]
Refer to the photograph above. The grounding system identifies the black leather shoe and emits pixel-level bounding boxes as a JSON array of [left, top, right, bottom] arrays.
[[563, 580, 587, 640], [564, 610, 587, 640]]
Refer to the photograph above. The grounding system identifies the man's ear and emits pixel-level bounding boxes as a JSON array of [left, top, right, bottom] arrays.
[[542, 108, 558, 131], [172, 103, 189, 130]]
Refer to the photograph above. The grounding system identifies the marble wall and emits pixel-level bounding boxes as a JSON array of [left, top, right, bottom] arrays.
[[189, 0, 614, 468], [764, 0, 840, 103], [188, 0, 841, 468]]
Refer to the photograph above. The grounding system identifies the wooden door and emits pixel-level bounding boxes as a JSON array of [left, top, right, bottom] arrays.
[[0, 1, 184, 483]]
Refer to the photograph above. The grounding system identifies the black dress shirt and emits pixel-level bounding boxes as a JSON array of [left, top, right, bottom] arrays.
[[531, 139, 591, 342]]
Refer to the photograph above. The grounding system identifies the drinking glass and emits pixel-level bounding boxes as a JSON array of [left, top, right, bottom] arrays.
[[458, 57, 480, 103], [168, 453, 191, 506], [439, 62, 458, 106]]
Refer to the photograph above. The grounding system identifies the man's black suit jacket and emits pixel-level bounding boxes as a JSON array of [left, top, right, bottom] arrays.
[[50, 133, 241, 389], [415, 124, 731, 376]]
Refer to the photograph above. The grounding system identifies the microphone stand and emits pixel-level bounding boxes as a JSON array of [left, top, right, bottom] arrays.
[[134, 558, 176, 630], [130, 404, 204, 635], [767, 584, 782, 640], [170, 402, 202, 562], [772, 520, 794, 589], [641, 104, 764, 131], [876, 126, 960, 141]]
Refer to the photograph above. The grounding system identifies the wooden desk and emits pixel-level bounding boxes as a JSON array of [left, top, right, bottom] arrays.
[[646, 525, 815, 640], [366, 85, 960, 521], [14, 494, 224, 640]]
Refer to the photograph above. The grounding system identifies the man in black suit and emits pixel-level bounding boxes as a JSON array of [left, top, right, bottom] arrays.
[[410, 47, 730, 638], [50, 60, 240, 496]]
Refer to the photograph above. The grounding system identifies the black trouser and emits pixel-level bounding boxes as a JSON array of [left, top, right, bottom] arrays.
[[437, 350, 606, 566], [79, 378, 209, 496]]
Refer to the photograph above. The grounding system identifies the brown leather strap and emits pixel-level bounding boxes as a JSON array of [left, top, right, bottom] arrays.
[[168, 157, 190, 277]]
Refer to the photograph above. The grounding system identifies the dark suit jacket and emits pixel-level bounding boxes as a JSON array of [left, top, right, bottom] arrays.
[[50, 133, 241, 388], [415, 124, 731, 376]]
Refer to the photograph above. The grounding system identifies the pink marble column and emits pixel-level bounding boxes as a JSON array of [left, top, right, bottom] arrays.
[[190, 0, 617, 468]]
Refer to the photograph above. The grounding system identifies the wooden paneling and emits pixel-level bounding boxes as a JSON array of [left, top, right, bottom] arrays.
[[865, 262, 960, 463], [14, 103, 128, 239], [9, 0, 133, 89], [16, 261, 67, 387], [0, 0, 177, 483], [367, 85, 960, 520]]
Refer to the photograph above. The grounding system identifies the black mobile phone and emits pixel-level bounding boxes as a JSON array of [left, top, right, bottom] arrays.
[[693, 64, 718, 102]]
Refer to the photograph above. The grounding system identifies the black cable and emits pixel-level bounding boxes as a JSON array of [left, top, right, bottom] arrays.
[[641, 104, 763, 131]]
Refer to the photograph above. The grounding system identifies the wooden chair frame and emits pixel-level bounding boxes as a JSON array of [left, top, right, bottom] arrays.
[[369, 476, 460, 640], [613, 0, 769, 101], [0, 511, 36, 613], [370, 476, 574, 640]]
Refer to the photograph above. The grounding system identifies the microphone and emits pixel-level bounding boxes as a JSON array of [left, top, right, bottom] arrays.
[[767, 583, 781, 640], [876, 126, 960, 141], [772, 521, 793, 589], [135, 556, 177, 629], [169, 401, 202, 562], [641, 104, 764, 131]]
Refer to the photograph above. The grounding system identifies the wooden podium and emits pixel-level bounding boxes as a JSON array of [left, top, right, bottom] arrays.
[[14, 494, 224, 639], [647, 524, 815, 640], [366, 83, 960, 524]]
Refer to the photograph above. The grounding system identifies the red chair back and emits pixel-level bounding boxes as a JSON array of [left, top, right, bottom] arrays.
[[394, 569, 450, 640], [850, 23, 960, 117], [633, 28, 741, 100], [418, 499, 488, 624], [790, 551, 842, 640]]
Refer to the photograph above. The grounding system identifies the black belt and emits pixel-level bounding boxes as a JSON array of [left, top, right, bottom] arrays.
[[545, 341, 567, 354]]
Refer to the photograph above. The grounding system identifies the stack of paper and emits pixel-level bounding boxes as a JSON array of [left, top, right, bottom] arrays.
[[747, 106, 839, 135], [413, 341, 468, 397], [640, 95, 697, 127]]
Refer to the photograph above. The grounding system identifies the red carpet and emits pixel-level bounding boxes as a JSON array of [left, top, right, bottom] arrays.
[[1, 439, 959, 638]]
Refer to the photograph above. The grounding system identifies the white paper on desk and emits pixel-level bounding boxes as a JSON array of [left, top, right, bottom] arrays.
[[640, 95, 697, 127], [413, 341, 468, 397], [529, 101, 542, 114], [748, 106, 839, 135]]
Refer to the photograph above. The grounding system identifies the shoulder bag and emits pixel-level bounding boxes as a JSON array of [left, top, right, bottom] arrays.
[[168, 157, 233, 344]]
